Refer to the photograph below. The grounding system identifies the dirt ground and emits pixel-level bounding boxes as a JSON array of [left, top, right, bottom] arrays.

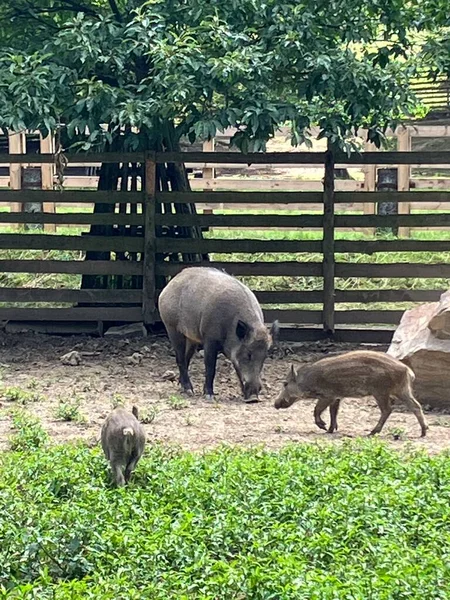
[[1, 333, 450, 454]]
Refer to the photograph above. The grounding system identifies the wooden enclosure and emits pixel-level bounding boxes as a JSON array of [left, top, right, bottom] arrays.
[[1, 149, 450, 343]]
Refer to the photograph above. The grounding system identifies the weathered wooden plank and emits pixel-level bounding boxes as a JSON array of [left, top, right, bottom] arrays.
[[335, 191, 450, 203], [335, 240, 450, 253], [333, 328, 394, 344], [4, 153, 145, 164], [263, 309, 323, 324], [0, 260, 142, 275], [322, 145, 335, 334], [155, 238, 323, 254], [0, 213, 143, 226], [0, 307, 143, 321], [6, 150, 450, 167], [156, 214, 323, 228], [156, 191, 323, 204], [0, 190, 143, 204], [156, 151, 450, 165], [143, 155, 157, 325], [276, 326, 394, 344], [335, 289, 444, 303], [335, 263, 450, 278], [190, 179, 362, 192], [156, 261, 323, 277], [334, 310, 404, 324], [0, 234, 144, 252], [0, 288, 142, 303], [255, 290, 324, 304], [335, 214, 450, 228]]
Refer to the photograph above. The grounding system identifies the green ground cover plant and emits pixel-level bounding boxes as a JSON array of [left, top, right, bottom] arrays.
[[0, 440, 449, 599]]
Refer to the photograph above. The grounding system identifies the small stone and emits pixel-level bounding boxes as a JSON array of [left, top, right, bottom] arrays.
[[60, 350, 82, 366], [126, 352, 143, 365], [105, 323, 147, 339], [141, 345, 152, 357], [162, 370, 177, 382]]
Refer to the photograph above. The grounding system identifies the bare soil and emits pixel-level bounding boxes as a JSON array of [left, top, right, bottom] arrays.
[[1, 333, 450, 454]]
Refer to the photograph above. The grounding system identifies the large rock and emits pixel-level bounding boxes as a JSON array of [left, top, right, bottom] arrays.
[[388, 292, 450, 409]]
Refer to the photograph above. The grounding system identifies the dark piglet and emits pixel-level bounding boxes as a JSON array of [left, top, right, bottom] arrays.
[[275, 350, 428, 437], [158, 267, 278, 401], [101, 406, 146, 486]]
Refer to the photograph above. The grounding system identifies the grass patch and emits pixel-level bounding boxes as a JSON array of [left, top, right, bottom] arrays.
[[0, 440, 449, 597], [0, 386, 44, 405], [8, 410, 49, 451], [55, 397, 87, 424]]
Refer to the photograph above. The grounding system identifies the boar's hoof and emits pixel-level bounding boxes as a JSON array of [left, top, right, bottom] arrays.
[[204, 394, 215, 401], [244, 395, 260, 404], [315, 420, 327, 431]]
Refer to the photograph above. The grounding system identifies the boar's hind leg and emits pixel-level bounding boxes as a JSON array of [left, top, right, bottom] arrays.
[[125, 454, 139, 484], [203, 341, 220, 400], [396, 391, 428, 437], [328, 399, 341, 434], [167, 328, 194, 394], [314, 397, 331, 431], [112, 462, 126, 487], [370, 394, 392, 436]]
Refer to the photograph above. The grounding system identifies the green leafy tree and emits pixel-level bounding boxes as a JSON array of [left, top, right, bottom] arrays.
[[0, 0, 429, 153]]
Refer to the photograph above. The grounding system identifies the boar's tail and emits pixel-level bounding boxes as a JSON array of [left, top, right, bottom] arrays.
[[132, 405, 139, 420], [122, 427, 135, 453]]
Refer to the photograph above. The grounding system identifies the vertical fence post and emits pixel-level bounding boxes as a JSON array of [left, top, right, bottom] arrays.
[[363, 137, 377, 237], [323, 142, 335, 336], [397, 126, 411, 238], [9, 131, 24, 229], [143, 152, 157, 325], [40, 133, 56, 233]]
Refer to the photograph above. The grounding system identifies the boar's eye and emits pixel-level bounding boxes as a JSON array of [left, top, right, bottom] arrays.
[[247, 352, 252, 361]]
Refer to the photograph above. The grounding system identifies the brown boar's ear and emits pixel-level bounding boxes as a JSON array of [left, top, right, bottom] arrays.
[[236, 320, 250, 340], [132, 406, 139, 420]]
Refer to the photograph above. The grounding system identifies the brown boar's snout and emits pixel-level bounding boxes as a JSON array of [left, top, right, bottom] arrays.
[[274, 394, 290, 409]]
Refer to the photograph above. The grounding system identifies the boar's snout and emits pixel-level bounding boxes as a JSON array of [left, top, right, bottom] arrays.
[[243, 379, 262, 400], [274, 390, 295, 410]]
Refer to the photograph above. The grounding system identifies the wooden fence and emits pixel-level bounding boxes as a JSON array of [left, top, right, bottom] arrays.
[[1, 150, 450, 343]]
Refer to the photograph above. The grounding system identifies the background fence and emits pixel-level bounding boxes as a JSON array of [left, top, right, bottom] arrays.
[[1, 150, 450, 343]]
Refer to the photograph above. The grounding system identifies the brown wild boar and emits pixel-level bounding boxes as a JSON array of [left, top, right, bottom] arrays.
[[274, 350, 428, 437], [158, 267, 279, 401], [101, 406, 146, 487]]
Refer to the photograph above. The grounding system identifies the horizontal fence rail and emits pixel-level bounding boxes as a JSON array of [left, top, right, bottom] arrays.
[[1, 149, 450, 343]]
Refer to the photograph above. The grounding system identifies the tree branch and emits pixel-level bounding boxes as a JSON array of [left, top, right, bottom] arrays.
[[108, 0, 122, 22]]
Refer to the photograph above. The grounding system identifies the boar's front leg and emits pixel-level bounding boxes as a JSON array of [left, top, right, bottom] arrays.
[[203, 340, 220, 400], [167, 328, 195, 395]]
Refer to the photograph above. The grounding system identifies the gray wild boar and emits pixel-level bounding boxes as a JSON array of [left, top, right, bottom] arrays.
[[274, 350, 428, 437], [158, 266, 279, 401], [101, 406, 146, 487]]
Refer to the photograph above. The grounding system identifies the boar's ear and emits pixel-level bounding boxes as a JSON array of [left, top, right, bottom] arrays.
[[236, 320, 250, 340], [288, 364, 296, 381], [269, 320, 279, 344]]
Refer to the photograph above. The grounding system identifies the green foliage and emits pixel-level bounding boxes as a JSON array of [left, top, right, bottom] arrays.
[[0, 386, 44, 405], [55, 397, 87, 424], [167, 395, 189, 410], [0, 0, 433, 151], [0, 440, 449, 597], [8, 410, 49, 451]]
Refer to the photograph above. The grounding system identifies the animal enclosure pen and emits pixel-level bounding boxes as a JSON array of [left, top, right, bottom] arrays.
[[1, 150, 450, 343]]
